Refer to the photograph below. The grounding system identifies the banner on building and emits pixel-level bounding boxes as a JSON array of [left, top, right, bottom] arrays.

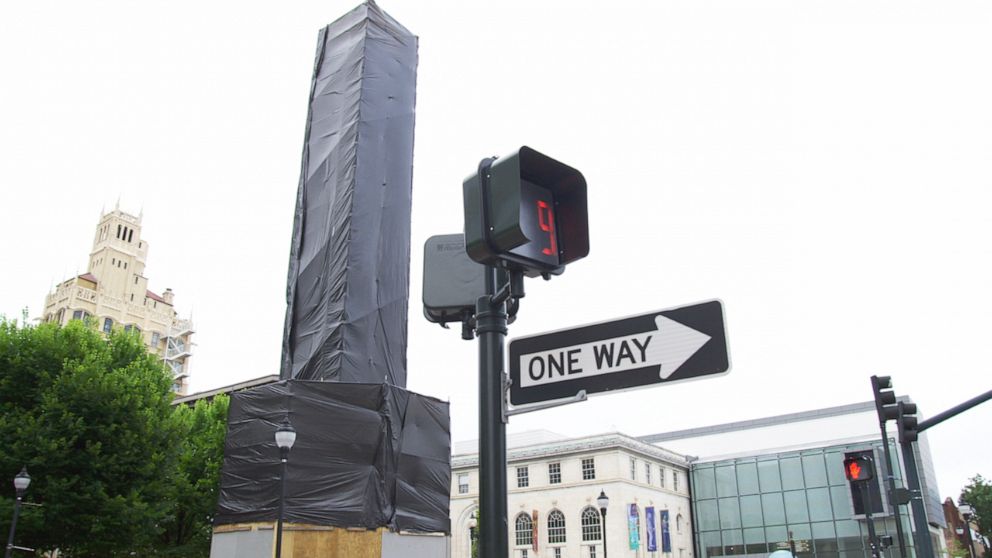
[[628, 503, 640, 550], [646, 506, 658, 552], [661, 509, 672, 553], [532, 510, 539, 552]]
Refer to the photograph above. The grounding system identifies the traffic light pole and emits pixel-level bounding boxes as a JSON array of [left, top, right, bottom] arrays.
[[899, 438, 935, 558], [477, 265, 509, 558], [877, 422, 908, 557], [860, 483, 880, 558]]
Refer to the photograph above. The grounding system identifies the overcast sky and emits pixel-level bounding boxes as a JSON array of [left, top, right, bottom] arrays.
[[2, 0, 990, 502]]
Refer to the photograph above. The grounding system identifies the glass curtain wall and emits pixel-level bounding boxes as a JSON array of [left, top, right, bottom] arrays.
[[692, 440, 914, 558]]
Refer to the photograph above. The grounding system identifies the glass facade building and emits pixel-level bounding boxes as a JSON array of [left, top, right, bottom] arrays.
[[691, 439, 916, 558], [641, 400, 947, 558]]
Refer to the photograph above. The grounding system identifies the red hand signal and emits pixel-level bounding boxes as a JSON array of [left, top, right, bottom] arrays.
[[847, 461, 862, 480]]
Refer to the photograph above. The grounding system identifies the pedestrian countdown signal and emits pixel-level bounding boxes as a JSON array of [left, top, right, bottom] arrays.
[[463, 146, 588, 276]]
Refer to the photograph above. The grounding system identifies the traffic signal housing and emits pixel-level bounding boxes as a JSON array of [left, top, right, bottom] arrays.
[[844, 454, 875, 482], [463, 146, 589, 277], [897, 401, 919, 443], [870, 375, 900, 424], [843, 450, 884, 515]]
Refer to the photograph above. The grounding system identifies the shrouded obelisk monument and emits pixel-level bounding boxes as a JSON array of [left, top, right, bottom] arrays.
[[210, 3, 451, 557]]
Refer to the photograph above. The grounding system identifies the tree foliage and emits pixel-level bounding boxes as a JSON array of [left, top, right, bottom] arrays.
[[0, 319, 229, 557], [157, 394, 230, 556], [960, 474, 992, 541]]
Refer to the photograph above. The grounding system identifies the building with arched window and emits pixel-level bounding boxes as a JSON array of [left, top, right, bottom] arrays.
[[451, 431, 693, 558], [41, 206, 194, 394]]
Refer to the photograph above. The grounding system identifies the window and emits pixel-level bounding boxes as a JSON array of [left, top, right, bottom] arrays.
[[521, 550, 528, 558], [582, 458, 596, 480], [515, 513, 533, 546], [581, 507, 602, 541], [630, 457, 637, 480], [458, 473, 469, 494], [676, 513, 683, 533], [103, 317, 113, 333], [660, 466, 667, 487], [673, 470, 680, 492], [589, 546, 597, 558], [135, 277, 139, 284], [554, 548, 562, 558], [517, 466, 529, 488], [124, 324, 132, 333], [549, 462, 561, 484], [645, 462, 652, 484], [151, 332, 161, 346], [72, 310, 83, 320], [548, 509, 566, 544]]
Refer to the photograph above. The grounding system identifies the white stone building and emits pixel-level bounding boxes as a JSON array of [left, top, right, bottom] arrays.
[[451, 431, 695, 558]]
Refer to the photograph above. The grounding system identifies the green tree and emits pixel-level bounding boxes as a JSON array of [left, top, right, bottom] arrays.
[[157, 395, 230, 556], [0, 319, 180, 556], [960, 474, 992, 542]]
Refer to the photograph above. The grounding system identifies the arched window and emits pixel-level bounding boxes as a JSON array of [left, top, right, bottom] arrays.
[[581, 506, 602, 542], [547, 509, 566, 544], [676, 513, 684, 533], [515, 512, 533, 546]]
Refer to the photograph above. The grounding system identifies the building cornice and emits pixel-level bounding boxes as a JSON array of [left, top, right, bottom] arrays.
[[452, 433, 689, 469]]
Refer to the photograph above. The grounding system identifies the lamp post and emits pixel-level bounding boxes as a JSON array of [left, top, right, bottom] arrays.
[[468, 515, 478, 558], [4, 467, 31, 558], [960, 505, 978, 558], [274, 420, 296, 558], [598, 490, 610, 558]]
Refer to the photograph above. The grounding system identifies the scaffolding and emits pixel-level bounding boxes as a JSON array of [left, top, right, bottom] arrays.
[[164, 318, 194, 393]]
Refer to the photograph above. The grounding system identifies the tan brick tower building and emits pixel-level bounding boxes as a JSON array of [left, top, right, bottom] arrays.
[[42, 206, 194, 394]]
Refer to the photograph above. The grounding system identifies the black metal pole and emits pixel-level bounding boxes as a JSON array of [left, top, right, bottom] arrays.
[[4, 495, 22, 558], [878, 424, 908, 557], [861, 482, 880, 558], [275, 447, 288, 558], [900, 440, 935, 558], [916, 388, 992, 433], [477, 265, 508, 558], [600, 507, 608, 558]]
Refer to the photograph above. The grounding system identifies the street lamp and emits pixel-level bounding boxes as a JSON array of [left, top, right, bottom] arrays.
[[274, 419, 296, 558], [960, 505, 978, 558], [468, 515, 478, 558], [5, 467, 31, 558], [597, 490, 609, 558]]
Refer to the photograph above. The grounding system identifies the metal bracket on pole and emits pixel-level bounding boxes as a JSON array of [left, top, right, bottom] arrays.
[[502, 376, 588, 419]]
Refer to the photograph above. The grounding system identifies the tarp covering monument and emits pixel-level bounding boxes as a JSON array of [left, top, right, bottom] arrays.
[[280, 0, 416, 387], [213, 381, 450, 532], [213, 0, 451, 538]]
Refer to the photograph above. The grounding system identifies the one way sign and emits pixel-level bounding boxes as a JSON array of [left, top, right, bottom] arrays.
[[509, 300, 730, 405]]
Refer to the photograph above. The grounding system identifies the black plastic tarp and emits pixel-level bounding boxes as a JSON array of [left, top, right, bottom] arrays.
[[280, 0, 417, 386], [214, 380, 451, 533]]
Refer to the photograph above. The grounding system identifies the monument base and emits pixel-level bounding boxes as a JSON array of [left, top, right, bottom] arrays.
[[209, 523, 450, 558]]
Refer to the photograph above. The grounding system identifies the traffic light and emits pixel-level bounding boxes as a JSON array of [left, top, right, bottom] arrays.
[[897, 401, 919, 443], [463, 146, 589, 277], [870, 375, 900, 424], [843, 450, 884, 515], [844, 454, 875, 482]]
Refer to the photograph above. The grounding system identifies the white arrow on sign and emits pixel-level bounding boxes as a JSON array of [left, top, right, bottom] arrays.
[[518, 315, 712, 389]]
